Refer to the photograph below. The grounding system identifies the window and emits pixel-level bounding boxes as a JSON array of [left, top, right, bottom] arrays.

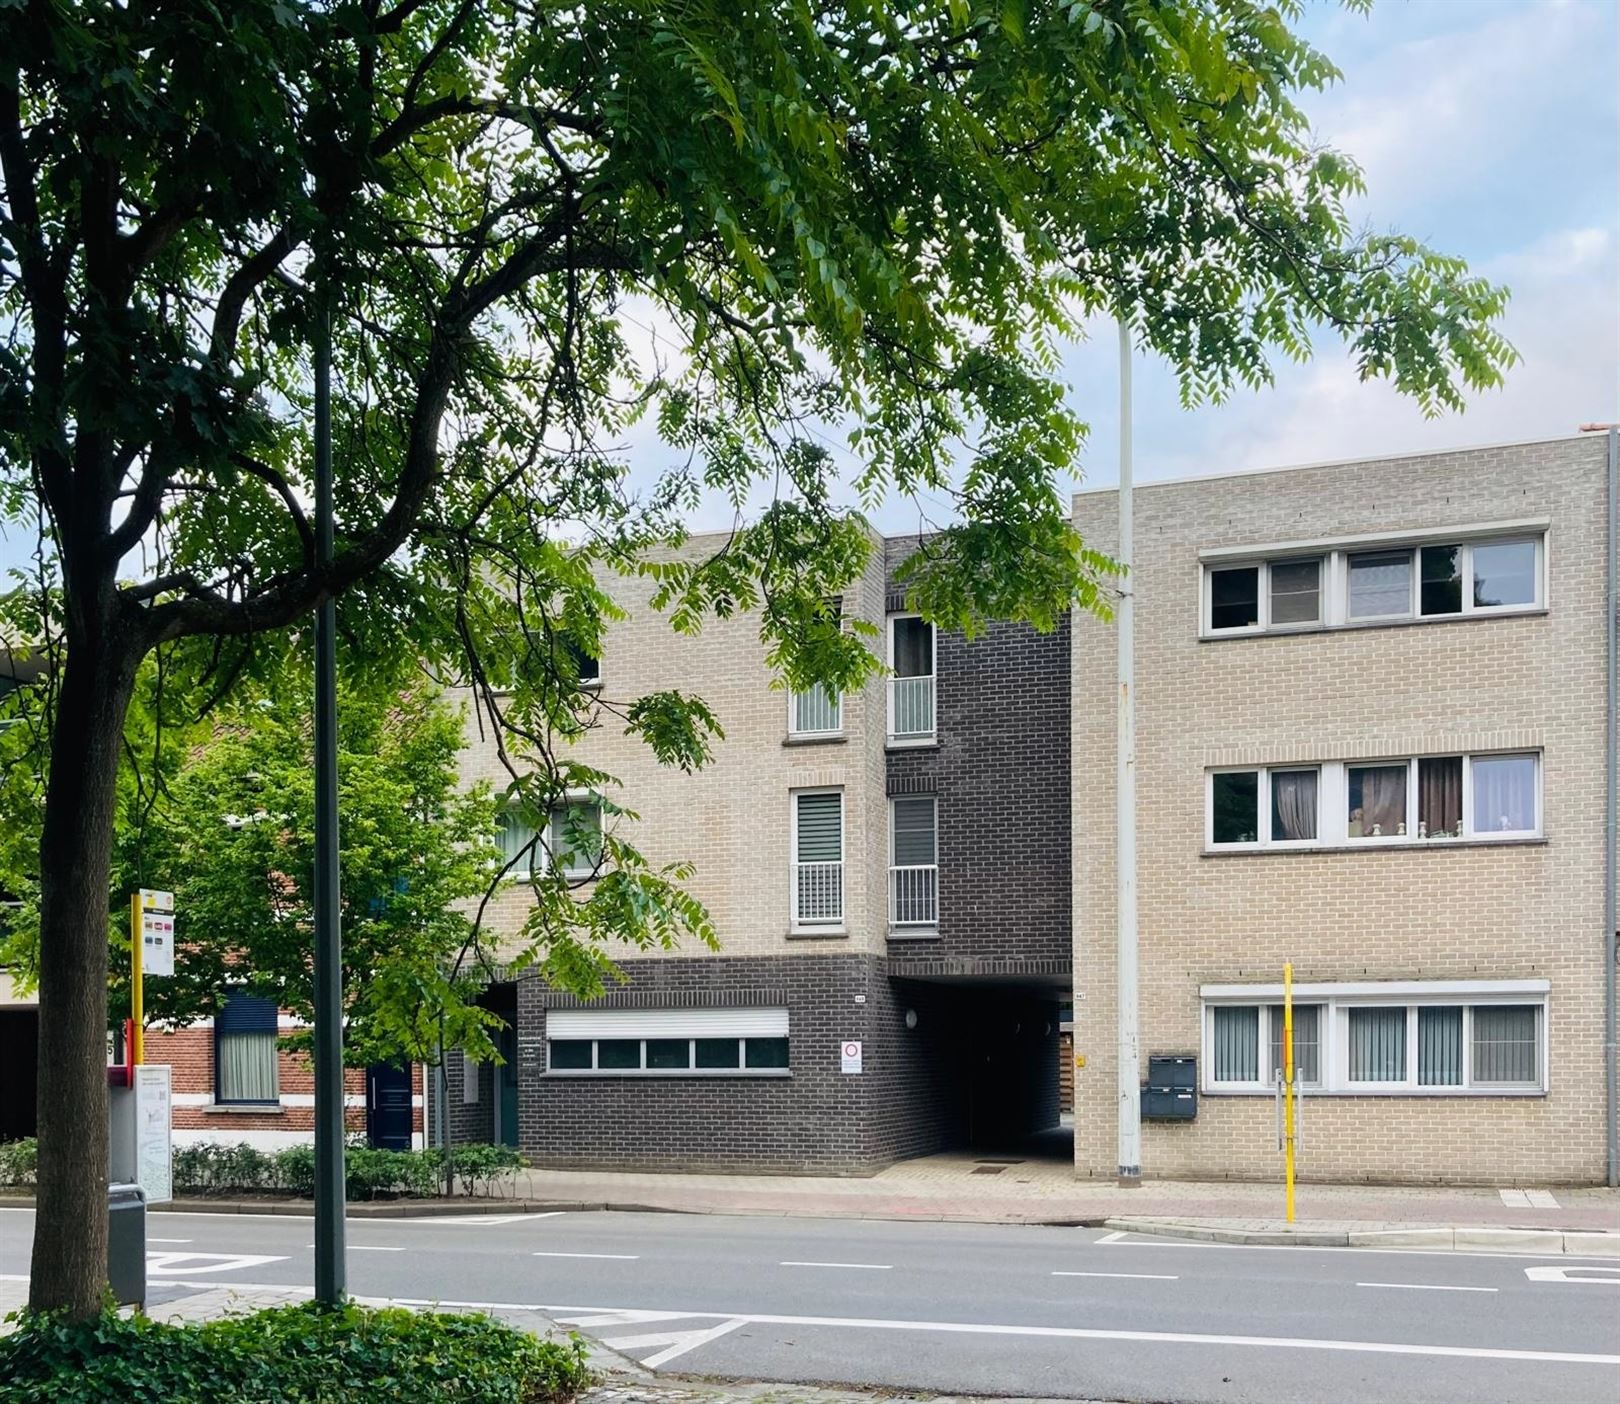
[[216, 995, 279, 1105], [1208, 767, 1319, 848], [1202, 531, 1544, 637], [789, 681, 842, 737], [792, 790, 844, 925], [545, 1007, 790, 1076], [1208, 754, 1540, 850], [1201, 982, 1547, 1094], [887, 615, 935, 742], [548, 799, 603, 878], [498, 798, 603, 879], [564, 638, 600, 686], [1348, 550, 1412, 619], [889, 796, 938, 926]]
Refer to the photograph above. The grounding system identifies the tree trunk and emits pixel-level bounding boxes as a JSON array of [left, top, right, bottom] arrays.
[[29, 623, 140, 1318]]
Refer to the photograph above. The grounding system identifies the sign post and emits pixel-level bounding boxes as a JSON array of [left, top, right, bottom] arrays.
[[128, 888, 175, 1065], [1283, 961, 1297, 1224]]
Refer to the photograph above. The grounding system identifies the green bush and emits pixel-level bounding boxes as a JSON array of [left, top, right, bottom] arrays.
[[166, 1140, 523, 1200], [0, 1138, 36, 1188], [0, 1301, 591, 1403]]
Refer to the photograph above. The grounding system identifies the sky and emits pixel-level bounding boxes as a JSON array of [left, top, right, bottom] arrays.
[[2, 0, 1615, 574]]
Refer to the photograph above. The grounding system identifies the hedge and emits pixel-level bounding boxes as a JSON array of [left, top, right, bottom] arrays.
[[0, 1302, 591, 1403], [0, 1138, 524, 1200]]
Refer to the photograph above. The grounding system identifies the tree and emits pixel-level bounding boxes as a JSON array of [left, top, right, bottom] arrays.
[[0, 0, 1514, 1315]]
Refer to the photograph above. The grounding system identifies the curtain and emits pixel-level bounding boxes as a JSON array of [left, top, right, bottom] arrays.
[[1355, 766, 1406, 837], [1271, 770, 1318, 841], [497, 809, 537, 866], [1213, 1006, 1259, 1082], [1268, 1005, 1320, 1083], [1417, 1007, 1463, 1085], [1472, 755, 1536, 834], [1349, 1007, 1406, 1081], [1418, 757, 1463, 838], [1472, 1005, 1538, 1084], [218, 1031, 278, 1103]]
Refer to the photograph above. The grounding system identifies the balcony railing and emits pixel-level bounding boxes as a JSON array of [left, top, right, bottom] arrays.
[[789, 683, 841, 736], [888, 675, 935, 741], [794, 860, 844, 925], [889, 865, 938, 927]]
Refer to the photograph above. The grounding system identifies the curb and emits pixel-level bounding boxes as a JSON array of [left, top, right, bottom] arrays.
[[1102, 1217, 1620, 1256]]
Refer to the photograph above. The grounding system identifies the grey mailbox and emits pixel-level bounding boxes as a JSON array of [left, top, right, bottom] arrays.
[[1141, 1053, 1198, 1121]]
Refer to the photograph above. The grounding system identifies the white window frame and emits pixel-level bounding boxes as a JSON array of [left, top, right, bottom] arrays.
[[790, 787, 845, 929], [886, 613, 937, 745], [1200, 528, 1546, 639], [548, 796, 604, 879], [786, 680, 843, 738], [1206, 766, 1323, 850], [498, 791, 604, 881], [544, 1007, 790, 1077], [888, 794, 939, 928], [1200, 980, 1548, 1096], [1206, 753, 1541, 851]]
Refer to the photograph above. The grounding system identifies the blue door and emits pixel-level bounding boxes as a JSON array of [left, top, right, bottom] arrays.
[[367, 1063, 413, 1151]]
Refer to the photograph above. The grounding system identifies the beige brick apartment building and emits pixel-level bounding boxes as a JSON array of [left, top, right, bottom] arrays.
[[1072, 433, 1611, 1185]]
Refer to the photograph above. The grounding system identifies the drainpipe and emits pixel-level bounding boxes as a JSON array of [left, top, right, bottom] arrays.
[[1586, 422, 1619, 1189], [1116, 317, 1141, 1187]]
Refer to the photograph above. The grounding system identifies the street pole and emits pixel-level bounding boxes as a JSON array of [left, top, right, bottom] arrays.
[[312, 286, 347, 1302], [1116, 317, 1141, 1187]]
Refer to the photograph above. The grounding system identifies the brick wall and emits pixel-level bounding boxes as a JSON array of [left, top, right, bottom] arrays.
[[1071, 435, 1613, 1184]]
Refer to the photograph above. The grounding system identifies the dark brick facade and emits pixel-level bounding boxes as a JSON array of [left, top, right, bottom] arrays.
[[510, 954, 1060, 1173], [884, 540, 1072, 982]]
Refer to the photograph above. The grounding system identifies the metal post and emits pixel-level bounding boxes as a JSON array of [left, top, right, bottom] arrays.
[[1116, 317, 1141, 1187], [1607, 425, 1618, 1189], [1283, 961, 1296, 1223], [129, 893, 143, 1066], [312, 289, 347, 1302]]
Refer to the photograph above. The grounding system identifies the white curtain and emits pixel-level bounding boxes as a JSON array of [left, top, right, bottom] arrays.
[[218, 1032, 278, 1103], [1271, 771, 1317, 841], [1472, 756, 1536, 833]]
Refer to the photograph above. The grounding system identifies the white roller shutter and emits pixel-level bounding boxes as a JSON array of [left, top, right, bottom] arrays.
[[546, 1007, 788, 1040]]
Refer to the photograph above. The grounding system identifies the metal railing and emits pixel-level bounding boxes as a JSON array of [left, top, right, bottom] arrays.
[[889, 865, 938, 926], [888, 675, 935, 740], [794, 860, 843, 925], [790, 683, 841, 736]]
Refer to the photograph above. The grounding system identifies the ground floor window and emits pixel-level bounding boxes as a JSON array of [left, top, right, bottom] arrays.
[[1200, 980, 1547, 1094], [546, 1007, 790, 1076], [216, 994, 280, 1105]]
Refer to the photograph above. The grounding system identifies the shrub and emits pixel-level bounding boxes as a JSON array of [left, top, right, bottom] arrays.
[[0, 1138, 36, 1188], [446, 1143, 527, 1196], [165, 1140, 521, 1200], [0, 1301, 592, 1403]]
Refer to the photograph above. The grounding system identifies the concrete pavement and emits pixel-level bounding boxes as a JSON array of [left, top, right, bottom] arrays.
[[4, 1204, 1618, 1403]]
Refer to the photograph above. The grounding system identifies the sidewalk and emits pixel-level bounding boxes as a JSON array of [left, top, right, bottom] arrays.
[[479, 1148, 1620, 1241]]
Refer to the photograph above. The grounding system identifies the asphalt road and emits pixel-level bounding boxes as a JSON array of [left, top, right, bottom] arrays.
[[3, 1207, 1618, 1403]]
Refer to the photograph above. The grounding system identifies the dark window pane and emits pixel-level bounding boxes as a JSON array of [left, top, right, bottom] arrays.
[[565, 638, 600, 683], [549, 1041, 592, 1070], [892, 617, 933, 677], [1472, 540, 1537, 608], [1349, 764, 1407, 838], [1270, 770, 1318, 841], [646, 1038, 691, 1070], [1211, 771, 1259, 844], [695, 1038, 741, 1069], [1209, 567, 1259, 630], [1348, 551, 1412, 618], [891, 797, 937, 866], [1419, 545, 1462, 615], [1268, 558, 1321, 625], [597, 1039, 641, 1070], [1418, 756, 1463, 838], [744, 1037, 790, 1069]]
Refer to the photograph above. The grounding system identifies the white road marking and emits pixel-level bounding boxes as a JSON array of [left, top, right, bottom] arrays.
[[147, 1237, 192, 1244], [1525, 1266, 1620, 1285], [532, 1251, 640, 1260], [1356, 1282, 1498, 1293], [146, 1252, 287, 1276], [1499, 1189, 1532, 1207], [446, 1214, 555, 1226], [1093, 1230, 1128, 1245], [1052, 1270, 1178, 1281], [603, 1317, 749, 1368], [780, 1260, 892, 1271], [1525, 1190, 1560, 1209], [306, 1244, 403, 1252]]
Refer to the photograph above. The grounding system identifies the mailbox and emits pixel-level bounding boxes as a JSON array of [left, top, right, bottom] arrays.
[[1141, 1053, 1198, 1121]]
